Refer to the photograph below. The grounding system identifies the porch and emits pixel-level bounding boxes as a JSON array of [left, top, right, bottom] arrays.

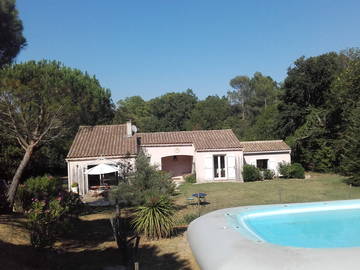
[[161, 155, 194, 178]]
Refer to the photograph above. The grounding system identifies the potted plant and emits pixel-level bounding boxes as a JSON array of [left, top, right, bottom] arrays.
[[71, 182, 78, 193]]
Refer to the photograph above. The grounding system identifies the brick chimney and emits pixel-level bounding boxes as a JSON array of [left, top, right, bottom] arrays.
[[126, 120, 132, 137]]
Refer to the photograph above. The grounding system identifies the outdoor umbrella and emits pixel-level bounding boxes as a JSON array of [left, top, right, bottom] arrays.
[[85, 163, 119, 185]]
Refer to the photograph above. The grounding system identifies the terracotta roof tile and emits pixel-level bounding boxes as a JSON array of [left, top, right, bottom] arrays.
[[137, 129, 243, 151], [67, 124, 289, 159], [67, 125, 137, 158], [241, 140, 291, 152]]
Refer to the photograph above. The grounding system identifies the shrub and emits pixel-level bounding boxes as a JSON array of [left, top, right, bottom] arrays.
[[243, 164, 262, 182], [279, 162, 305, 179], [26, 190, 84, 248], [110, 151, 176, 207], [14, 184, 32, 212], [59, 191, 84, 218], [185, 174, 196, 184], [279, 162, 293, 178], [27, 199, 65, 248], [132, 194, 175, 239], [263, 169, 275, 180], [25, 176, 62, 198], [16, 175, 63, 211], [345, 175, 360, 186], [109, 183, 143, 207], [290, 163, 305, 179], [182, 212, 198, 225]]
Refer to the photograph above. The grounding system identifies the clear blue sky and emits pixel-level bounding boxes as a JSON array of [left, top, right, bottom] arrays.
[[16, 0, 360, 103]]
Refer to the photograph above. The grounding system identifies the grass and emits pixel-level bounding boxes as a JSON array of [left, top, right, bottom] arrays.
[[0, 206, 196, 270], [1, 173, 359, 270], [175, 173, 359, 221]]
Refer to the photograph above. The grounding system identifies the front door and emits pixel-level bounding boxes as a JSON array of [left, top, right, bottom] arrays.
[[213, 155, 226, 179]]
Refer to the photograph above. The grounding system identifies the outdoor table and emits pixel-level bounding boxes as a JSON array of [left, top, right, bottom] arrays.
[[192, 192, 207, 205]]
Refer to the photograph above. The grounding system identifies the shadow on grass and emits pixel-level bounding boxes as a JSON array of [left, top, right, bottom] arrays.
[[0, 210, 192, 270], [59, 217, 115, 249], [0, 213, 28, 229], [172, 226, 188, 237], [0, 239, 192, 270]]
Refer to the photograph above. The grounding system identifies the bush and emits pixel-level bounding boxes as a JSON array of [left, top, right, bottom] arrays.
[[132, 194, 175, 239], [345, 175, 360, 186], [243, 164, 262, 182], [181, 212, 198, 225], [263, 169, 275, 180], [185, 174, 196, 184], [27, 199, 65, 248], [15, 184, 36, 212], [26, 190, 84, 248], [279, 162, 291, 178], [16, 175, 62, 211], [25, 175, 62, 199], [290, 163, 305, 179], [279, 162, 305, 179], [59, 191, 84, 218], [110, 151, 176, 207]]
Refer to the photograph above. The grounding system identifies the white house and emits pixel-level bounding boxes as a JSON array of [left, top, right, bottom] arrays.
[[66, 121, 291, 195]]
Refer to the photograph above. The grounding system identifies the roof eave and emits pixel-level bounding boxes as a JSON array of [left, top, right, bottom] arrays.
[[66, 154, 137, 162], [196, 147, 243, 152], [243, 149, 291, 155]]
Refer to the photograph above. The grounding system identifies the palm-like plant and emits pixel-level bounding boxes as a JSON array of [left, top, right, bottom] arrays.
[[132, 193, 175, 239]]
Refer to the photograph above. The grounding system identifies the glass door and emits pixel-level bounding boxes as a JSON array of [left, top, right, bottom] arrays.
[[213, 155, 226, 179]]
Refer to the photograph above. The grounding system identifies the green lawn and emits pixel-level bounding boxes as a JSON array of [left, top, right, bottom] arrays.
[[176, 173, 359, 219], [1, 173, 358, 270]]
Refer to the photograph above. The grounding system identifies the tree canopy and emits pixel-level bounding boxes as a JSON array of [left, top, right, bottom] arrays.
[[228, 72, 279, 123], [0, 0, 26, 67], [277, 53, 346, 138], [186, 95, 231, 130], [1, 47, 360, 190], [0, 60, 114, 205], [113, 96, 150, 130], [145, 89, 198, 132]]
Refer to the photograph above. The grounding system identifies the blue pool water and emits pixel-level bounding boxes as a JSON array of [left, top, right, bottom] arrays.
[[234, 201, 360, 248]]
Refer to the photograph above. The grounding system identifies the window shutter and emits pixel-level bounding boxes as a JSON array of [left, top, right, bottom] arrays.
[[227, 156, 236, 179], [205, 156, 213, 180]]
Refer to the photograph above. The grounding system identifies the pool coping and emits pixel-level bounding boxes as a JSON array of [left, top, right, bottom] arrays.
[[187, 199, 360, 270]]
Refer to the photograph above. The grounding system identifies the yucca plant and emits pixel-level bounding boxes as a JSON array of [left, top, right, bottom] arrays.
[[132, 193, 175, 239]]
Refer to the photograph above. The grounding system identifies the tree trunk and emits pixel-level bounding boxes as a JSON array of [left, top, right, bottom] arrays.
[[7, 144, 35, 208]]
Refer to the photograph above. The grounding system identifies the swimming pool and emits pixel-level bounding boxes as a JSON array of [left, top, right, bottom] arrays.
[[187, 200, 360, 270]]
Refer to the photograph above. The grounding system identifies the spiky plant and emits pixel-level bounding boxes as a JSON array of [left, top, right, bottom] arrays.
[[132, 194, 175, 239]]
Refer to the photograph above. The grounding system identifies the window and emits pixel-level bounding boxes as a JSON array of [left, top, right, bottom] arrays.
[[213, 155, 226, 178], [256, 159, 268, 170]]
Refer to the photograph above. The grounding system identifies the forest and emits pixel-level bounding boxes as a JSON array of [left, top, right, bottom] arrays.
[[1, 48, 360, 184], [0, 1, 360, 185]]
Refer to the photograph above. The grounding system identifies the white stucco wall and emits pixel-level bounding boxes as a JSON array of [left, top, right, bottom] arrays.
[[243, 151, 291, 176], [68, 148, 290, 194], [141, 145, 243, 183], [194, 150, 244, 183], [66, 157, 135, 195]]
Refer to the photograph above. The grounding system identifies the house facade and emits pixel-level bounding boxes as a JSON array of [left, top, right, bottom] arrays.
[[66, 121, 291, 195]]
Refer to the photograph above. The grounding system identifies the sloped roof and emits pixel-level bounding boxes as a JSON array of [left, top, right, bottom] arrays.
[[67, 124, 290, 159], [137, 129, 243, 151], [67, 125, 137, 158], [241, 140, 291, 153]]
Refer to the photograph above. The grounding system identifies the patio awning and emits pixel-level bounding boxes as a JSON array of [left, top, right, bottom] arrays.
[[85, 163, 119, 175]]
